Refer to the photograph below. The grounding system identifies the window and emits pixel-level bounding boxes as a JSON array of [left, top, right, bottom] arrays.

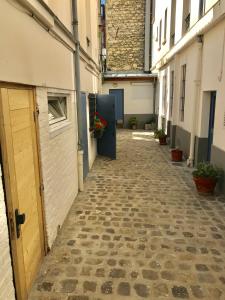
[[170, 0, 176, 47], [48, 96, 67, 125], [163, 9, 167, 44], [155, 26, 158, 42], [151, 0, 155, 23], [180, 64, 186, 121], [182, 0, 191, 34], [158, 19, 162, 50], [199, 0, 206, 18], [170, 71, 174, 117], [88, 93, 96, 131], [163, 73, 167, 116]]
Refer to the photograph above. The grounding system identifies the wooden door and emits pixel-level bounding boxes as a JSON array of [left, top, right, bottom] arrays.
[[0, 87, 45, 300]]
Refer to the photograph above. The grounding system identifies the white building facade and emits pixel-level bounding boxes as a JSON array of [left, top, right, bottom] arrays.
[[0, 1, 100, 299], [152, 0, 225, 191]]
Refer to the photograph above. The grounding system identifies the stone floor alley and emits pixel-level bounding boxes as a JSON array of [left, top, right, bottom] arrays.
[[30, 130, 225, 300]]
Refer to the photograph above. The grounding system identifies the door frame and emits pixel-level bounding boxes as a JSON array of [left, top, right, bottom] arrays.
[[0, 82, 47, 300], [80, 92, 89, 178], [207, 91, 216, 161], [109, 89, 124, 124]]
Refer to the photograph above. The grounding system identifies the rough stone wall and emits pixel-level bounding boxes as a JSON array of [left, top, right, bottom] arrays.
[[106, 0, 146, 71]]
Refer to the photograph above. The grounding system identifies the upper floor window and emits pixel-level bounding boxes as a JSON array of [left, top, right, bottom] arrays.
[[170, 71, 174, 117], [163, 8, 168, 45], [48, 95, 68, 125], [155, 26, 158, 42], [158, 19, 162, 50], [180, 64, 186, 122], [199, 0, 206, 18], [151, 0, 155, 23], [170, 0, 176, 47], [163, 73, 167, 116], [183, 0, 191, 34]]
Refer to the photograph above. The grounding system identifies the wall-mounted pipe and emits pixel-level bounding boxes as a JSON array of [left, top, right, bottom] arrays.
[[144, 0, 151, 72], [72, 0, 82, 145]]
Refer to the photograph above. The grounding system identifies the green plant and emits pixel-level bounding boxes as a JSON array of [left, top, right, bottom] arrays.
[[192, 162, 223, 181], [128, 117, 138, 127], [154, 129, 166, 139]]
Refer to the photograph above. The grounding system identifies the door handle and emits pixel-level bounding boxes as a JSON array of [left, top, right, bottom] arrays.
[[15, 209, 26, 239]]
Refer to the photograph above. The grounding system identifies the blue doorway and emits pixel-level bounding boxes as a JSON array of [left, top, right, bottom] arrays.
[[109, 89, 124, 126], [207, 91, 216, 161], [80, 92, 89, 178]]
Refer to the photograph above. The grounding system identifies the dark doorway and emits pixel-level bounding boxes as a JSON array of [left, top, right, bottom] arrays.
[[109, 89, 124, 127], [207, 91, 216, 161]]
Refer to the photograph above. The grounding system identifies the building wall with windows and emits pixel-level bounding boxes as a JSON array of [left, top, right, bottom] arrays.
[[0, 0, 101, 299], [152, 0, 225, 190], [78, 0, 100, 168]]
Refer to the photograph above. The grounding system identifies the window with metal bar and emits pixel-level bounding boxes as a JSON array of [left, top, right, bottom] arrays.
[[170, 71, 174, 117], [180, 64, 186, 122]]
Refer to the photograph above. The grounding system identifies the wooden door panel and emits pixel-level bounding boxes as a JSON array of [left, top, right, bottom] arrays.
[[0, 87, 44, 299]]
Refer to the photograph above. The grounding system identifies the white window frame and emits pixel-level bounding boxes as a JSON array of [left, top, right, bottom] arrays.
[[48, 95, 68, 125]]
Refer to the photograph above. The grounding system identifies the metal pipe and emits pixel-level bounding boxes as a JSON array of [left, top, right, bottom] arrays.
[[144, 0, 151, 72], [72, 0, 82, 145]]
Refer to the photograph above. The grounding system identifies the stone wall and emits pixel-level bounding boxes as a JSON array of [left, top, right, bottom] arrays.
[[106, 0, 146, 71]]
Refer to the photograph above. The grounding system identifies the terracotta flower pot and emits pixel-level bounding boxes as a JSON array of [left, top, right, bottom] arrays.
[[171, 149, 183, 162], [193, 177, 217, 194], [159, 136, 167, 145]]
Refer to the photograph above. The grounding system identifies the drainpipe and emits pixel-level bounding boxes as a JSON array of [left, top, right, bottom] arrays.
[[72, 0, 82, 144], [72, 0, 84, 191], [144, 0, 151, 72], [187, 36, 203, 167]]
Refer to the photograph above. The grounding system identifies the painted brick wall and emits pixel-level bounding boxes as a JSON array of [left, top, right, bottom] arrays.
[[106, 0, 145, 71], [0, 166, 16, 300], [36, 87, 79, 248]]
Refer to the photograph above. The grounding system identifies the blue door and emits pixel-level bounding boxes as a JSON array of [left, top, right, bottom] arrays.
[[207, 91, 216, 161], [96, 94, 116, 159], [80, 92, 89, 178], [109, 89, 124, 124]]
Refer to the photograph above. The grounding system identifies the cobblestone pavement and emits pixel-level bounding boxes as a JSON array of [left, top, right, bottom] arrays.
[[30, 130, 225, 300]]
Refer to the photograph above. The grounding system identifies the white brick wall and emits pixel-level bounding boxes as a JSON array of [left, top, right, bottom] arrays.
[[36, 87, 79, 247], [0, 166, 16, 300]]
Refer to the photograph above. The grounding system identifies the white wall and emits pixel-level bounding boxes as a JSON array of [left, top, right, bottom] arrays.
[[200, 19, 225, 151], [0, 167, 15, 300], [102, 81, 154, 114], [36, 87, 78, 247], [0, 0, 74, 90]]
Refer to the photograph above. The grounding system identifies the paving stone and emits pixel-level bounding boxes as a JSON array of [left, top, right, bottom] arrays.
[[109, 268, 126, 278], [195, 264, 209, 272], [191, 285, 204, 298], [60, 280, 78, 293], [83, 281, 97, 293], [134, 283, 149, 298], [37, 282, 53, 292], [117, 282, 130, 296], [142, 269, 158, 280], [172, 286, 189, 298], [101, 281, 113, 294]]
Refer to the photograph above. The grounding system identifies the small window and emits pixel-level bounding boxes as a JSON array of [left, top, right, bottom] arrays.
[[180, 64, 186, 122], [163, 8, 167, 44], [48, 96, 67, 125], [170, 71, 175, 117], [158, 19, 162, 50]]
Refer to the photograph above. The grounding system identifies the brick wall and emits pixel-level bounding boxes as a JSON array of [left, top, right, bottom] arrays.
[[106, 0, 146, 71], [0, 166, 16, 300], [36, 87, 79, 248]]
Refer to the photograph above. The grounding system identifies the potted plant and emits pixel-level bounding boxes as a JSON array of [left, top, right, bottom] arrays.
[[192, 162, 223, 194], [171, 148, 183, 162], [145, 115, 157, 131], [94, 113, 107, 139], [154, 129, 167, 145], [128, 117, 138, 130]]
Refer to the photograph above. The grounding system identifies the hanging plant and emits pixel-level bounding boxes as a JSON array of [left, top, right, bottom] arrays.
[[94, 112, 107, 139]]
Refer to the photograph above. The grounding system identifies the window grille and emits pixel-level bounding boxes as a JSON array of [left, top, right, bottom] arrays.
[[180, 64, 186, 122]]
